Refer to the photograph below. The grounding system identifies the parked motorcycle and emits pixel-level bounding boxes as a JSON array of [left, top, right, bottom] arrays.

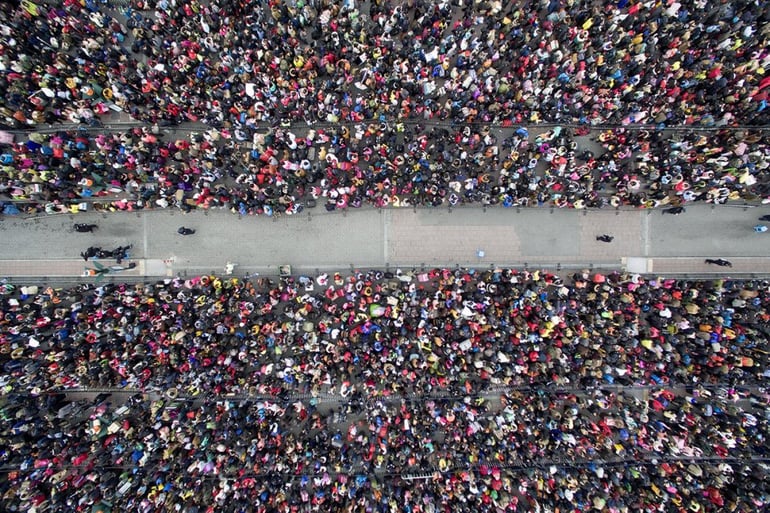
[[704, 259, 732, 267], [81, 245, 132, 263], [73, 223, 98, 233]]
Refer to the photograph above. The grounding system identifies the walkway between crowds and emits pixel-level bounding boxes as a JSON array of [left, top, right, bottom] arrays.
[[2, 204, 770, 278]]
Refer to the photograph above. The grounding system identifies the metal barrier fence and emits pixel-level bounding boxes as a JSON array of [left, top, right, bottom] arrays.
[[0, 439, 766, 479], [5, 118, 770, 136], [39, 381, 769, 405]]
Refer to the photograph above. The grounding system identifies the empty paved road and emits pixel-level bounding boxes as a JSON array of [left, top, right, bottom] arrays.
[[1, 204, 769, 278]]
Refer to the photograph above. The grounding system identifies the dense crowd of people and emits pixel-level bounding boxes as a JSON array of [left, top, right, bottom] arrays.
[[1, 0, 769, 128], [0, 0, 769, 215], [3, 268, 770, 395], [1, 0, 770, 510], [1, 268, 769, 511], [1, 387, 767, 512], [1, 124, 768, 216]]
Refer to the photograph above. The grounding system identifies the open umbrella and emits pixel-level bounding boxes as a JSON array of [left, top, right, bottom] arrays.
[[369, 304, 386, 317], [687, 464, 703, 477]]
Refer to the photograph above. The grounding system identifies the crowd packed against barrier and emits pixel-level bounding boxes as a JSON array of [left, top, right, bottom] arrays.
[[1, 268, 769, 512], [1, 124, 769, 216], [1, 388, 768, 512], [2, 0, 770, 509], [4, 268, 770, 395], [2, 0, 770, 215], [1, 0, 769, 128]]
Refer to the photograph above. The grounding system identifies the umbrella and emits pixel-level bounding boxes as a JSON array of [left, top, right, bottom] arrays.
[[369, 304, 386, 317], [592, 274, 606, 283], [2, 203, 20, 215], [739, 170, 756, 185]]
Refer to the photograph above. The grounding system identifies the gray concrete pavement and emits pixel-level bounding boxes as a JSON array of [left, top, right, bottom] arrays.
[[1, 203, 770, 279], [648, 205, 770, 257]]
